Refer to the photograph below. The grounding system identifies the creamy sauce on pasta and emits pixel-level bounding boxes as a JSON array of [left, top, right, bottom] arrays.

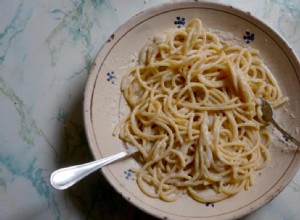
[[114, 18, 288, 203]]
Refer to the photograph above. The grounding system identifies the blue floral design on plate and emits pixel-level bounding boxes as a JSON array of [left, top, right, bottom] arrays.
[[124, 169, 135, 181], [174, 16, 185, 28], [206, 202, 215, 207], [243, 30, 255, 44], [106, 71, 116, 84], [283, 134, 289, 142]]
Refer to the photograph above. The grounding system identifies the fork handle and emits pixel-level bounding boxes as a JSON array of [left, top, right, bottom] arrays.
[[50, 147, 138, 190], [271, 119, 300, 147]]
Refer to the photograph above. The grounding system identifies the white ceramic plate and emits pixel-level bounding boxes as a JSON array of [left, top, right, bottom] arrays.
[[84, 2, 300, 219]]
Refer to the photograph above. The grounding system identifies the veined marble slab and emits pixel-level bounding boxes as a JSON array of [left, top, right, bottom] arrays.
[[0, 0, 299, 219]]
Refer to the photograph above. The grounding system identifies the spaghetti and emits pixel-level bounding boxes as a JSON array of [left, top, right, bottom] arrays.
[[114, 18, 288, 203]]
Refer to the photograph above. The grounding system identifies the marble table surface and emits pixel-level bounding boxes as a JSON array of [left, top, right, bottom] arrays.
[[1, 0, 300, 219]]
